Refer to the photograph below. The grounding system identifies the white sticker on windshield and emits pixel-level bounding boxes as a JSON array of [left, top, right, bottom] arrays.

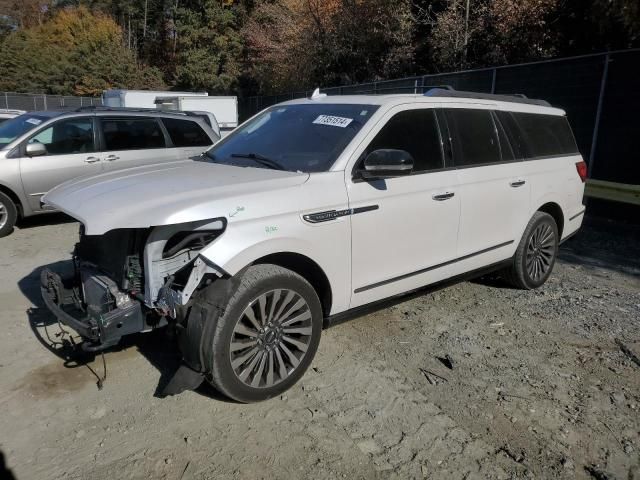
[[25, 118, 42, 125], [313, 115, 353, 128]]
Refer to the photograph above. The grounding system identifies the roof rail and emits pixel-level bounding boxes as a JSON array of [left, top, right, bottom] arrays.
[[423, 84, 455, 91], [73, 105, 196, 116], [424, 88, 551, 107]]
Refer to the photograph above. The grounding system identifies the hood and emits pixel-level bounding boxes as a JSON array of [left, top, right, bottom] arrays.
[[43, 159, 310, 234]]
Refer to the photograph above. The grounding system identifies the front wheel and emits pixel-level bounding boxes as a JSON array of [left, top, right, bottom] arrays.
[[0, 192, 18, 238], [196, 264, 323, 403], [503, 211, 559, 289]]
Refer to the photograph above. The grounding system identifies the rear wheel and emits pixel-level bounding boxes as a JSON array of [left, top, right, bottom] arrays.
[[0, 192, 18, 238], [503, 211, 558, 289], [196, 264, 323, 403]]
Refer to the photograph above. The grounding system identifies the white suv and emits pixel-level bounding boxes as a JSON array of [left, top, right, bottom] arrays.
[[40, 89, 586, 402]]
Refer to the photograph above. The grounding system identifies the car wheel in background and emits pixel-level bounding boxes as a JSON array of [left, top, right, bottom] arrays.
[[0, 192, 17, 238]]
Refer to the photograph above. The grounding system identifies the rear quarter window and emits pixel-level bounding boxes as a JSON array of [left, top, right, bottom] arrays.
[[511, 112, 579, 158], [162, 118, 212, 147]]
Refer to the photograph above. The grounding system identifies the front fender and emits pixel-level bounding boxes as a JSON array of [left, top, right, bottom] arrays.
[[199, 214, 352, 315]]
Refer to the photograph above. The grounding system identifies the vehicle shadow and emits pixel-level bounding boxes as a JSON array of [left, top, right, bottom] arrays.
[[0, 450, 17, 480], [472, 215, 640, 289], [557, 216, 640, 277], [16, 212, 76, 230], [18, 262, 232, 402]]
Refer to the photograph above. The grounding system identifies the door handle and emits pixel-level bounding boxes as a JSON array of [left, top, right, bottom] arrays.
[[509, 180, 526, 187], [105, 155, 120, 161], [84, 156, 100, 164], [432, 192, 455, 201]]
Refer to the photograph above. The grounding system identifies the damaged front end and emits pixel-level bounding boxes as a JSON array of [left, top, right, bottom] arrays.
[[41, 219, 225, 351]]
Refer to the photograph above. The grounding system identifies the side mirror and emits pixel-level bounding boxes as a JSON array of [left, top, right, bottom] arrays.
[[360, 149, 414, 180], [26, 142, 47, 157]]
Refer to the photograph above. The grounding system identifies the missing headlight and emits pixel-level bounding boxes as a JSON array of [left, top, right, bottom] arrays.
[[162, 231, 222, 259]]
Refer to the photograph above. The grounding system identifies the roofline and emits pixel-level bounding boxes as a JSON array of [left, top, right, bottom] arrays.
[[277, 93, 565, 115]]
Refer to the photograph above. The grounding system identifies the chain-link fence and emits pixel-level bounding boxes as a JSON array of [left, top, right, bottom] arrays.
[[0, 92, 101, 111], [240, 48, 640, 189]]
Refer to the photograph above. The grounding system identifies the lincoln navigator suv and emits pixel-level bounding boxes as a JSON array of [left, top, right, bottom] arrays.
[[40, 89, 586, 402]]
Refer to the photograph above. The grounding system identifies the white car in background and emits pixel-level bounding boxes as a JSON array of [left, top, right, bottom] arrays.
[[41, 89, 586, 403], [0, 109, 25, 124]]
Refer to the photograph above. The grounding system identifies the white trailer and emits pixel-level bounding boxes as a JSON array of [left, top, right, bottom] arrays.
[[155, 96, 238, 137], [102, 90, 208, 109]]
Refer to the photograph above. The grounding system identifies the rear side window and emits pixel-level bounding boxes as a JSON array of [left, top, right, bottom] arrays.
[[365, 109, 444, 173], [101, 118, 165, 151], [162, 118, 212, 147], [511, 113, 579, 158], [445, 109, 501, 167]]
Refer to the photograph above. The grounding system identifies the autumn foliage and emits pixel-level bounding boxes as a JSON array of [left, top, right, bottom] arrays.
[[0, 6, 164, 96], [0, 1, 638, 96]]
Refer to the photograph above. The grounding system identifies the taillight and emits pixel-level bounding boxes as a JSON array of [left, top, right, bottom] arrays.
[[575, 161, 587, 183]]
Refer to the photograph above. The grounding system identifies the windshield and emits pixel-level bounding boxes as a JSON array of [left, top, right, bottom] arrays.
[[204, 103, 379, 172], [0, 114, 50, 148]]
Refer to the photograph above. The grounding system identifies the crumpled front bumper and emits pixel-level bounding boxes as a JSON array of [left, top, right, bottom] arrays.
[[40, 269, 100, 341], [40, 267, 145, 351]]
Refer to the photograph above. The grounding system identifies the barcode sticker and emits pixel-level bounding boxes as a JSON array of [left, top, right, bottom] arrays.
[[313, 115, 353, 128]]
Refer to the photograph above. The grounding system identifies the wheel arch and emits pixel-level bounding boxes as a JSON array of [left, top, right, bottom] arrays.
[[0, 183, 24, 217], [251, 252, 333, 318], [536, 202, 564, 238]]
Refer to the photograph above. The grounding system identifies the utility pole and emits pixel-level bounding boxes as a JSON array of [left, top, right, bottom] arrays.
[[463, 0, 470, 66], [143, 0, 148, 39]]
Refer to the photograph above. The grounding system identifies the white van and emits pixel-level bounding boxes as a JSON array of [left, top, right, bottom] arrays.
[[102, 89, 208, 109]]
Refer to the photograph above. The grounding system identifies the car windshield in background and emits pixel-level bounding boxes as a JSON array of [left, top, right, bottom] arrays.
[[204, 104, 379, 172], [0, 114, 51, 148]]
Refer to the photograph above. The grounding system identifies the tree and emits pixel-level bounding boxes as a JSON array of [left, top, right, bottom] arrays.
[[429, 0, 561, 70], [244, 0, 415, 93], [0, 6, 165, 95], [0, 0, 55, 28], [171, 0, 244, 93]]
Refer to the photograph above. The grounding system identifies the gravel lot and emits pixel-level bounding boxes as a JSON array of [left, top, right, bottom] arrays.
[[1, 214, 639, 480]]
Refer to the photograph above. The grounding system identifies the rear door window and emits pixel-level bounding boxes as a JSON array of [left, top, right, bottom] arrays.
[[494, 111, 528, 159], [445, 109, 501, 167], [101, 117, 166, 151], [492, 112, 515, 162], [365, 109, 444, 173], [162, 118, 212, 147], [28, 117, 95, 155], [511, 113, 579, 158]]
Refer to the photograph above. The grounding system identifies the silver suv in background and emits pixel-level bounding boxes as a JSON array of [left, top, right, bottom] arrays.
[[0, 108, 219, 237]]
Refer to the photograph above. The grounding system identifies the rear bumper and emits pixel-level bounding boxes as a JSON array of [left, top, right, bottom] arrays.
[[561, 207, 585, 243], [40, 267, 145, 351]]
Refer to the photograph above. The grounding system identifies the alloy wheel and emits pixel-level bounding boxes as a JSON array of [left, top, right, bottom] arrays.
[[525, 223, 555, 281], [229, 289, 313, 388], [0, 203, 7, 230]]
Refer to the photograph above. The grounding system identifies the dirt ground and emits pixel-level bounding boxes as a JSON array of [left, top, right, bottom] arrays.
[[0, 213, 639, 480]]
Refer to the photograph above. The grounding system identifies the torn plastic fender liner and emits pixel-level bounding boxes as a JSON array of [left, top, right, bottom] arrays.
[[163, 273, 241, 396], [143, 218, 226, 307]]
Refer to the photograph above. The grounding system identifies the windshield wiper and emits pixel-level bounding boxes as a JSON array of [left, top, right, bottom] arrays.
[[230, 152, 286, 171]]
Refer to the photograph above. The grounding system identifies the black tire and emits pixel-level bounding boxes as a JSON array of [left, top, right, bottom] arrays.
[[0, 192, 18, 238], [502, 211, 559, 289], [195, 264, 323, 403]]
